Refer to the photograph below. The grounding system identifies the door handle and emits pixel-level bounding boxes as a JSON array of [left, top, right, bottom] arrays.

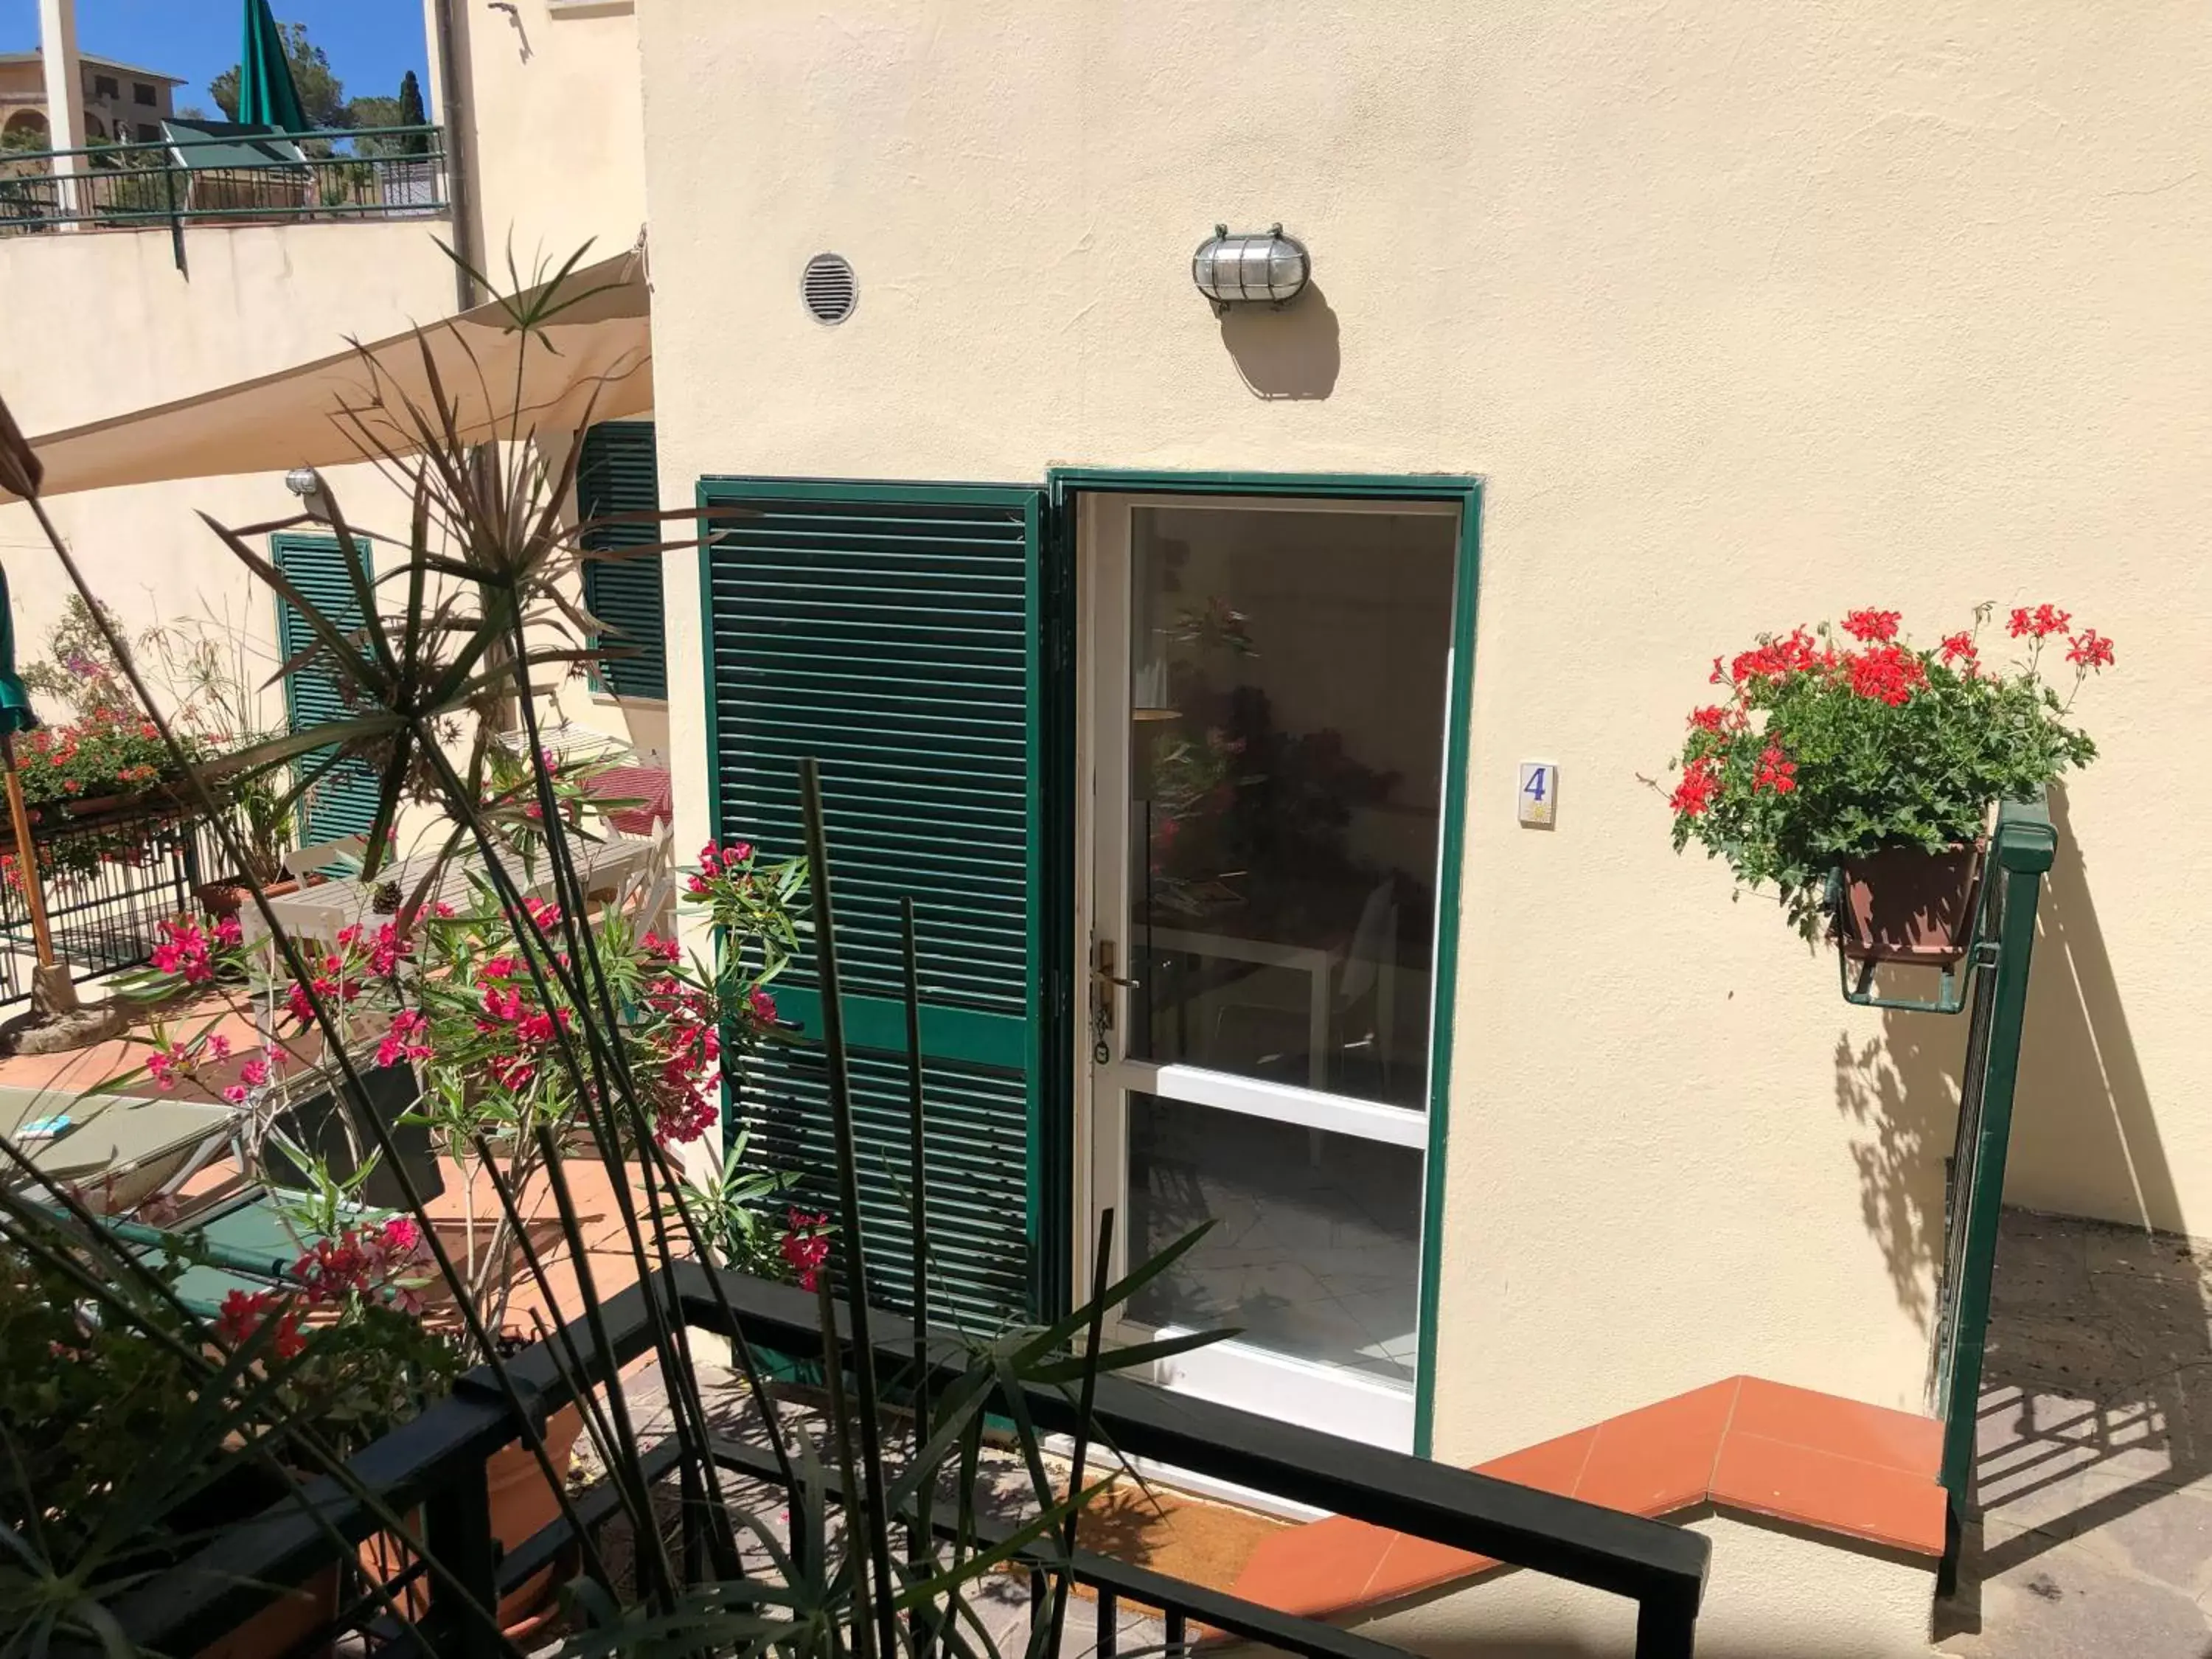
[[1093, 939, 1139, 995], [1091, 939, 1138, 1064], [1091, 939, 1140, 1037]]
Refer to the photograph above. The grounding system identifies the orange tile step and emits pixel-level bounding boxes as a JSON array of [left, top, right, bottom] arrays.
[[1229, 1377, 1945, 1622]]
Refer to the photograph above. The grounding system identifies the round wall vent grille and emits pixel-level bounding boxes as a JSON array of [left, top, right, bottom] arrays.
[[801, 253, 858, 325]]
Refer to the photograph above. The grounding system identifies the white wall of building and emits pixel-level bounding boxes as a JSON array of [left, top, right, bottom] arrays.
[[0, 222, 456, 718], [634, 0, 2212, 1456]]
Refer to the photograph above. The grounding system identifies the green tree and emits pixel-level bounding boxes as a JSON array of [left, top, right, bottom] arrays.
[[346, 71, 433, 159], [397, 69, 429, 153], [348, 92, 401, 150], [208, 20, 348, 128]]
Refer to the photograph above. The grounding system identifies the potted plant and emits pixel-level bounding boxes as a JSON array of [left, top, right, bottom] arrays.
[[11, 712, 197, 818], [195, 762, 298, 914], [112, 832, 809, 1631], [0, 1218, 455, 1658], [1663, 604, 2113, 961]]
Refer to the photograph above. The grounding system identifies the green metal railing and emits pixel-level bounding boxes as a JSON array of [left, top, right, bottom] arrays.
[[1927, 791, 2055, 1588], [0, 125, 446, 240]]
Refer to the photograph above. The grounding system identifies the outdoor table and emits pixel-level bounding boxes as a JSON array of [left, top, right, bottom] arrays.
[[237, 833, 661, 947]]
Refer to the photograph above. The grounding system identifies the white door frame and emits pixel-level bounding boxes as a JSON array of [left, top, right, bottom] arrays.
[[1068, 489, 1460, 1453]]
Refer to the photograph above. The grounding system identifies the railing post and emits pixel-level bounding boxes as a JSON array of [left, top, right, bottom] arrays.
[[163, 154, 184, 273], [1933, 795, 2056, 1572], [1635, 1586, 1700, 1659], [422, 1464, 501, 1658]]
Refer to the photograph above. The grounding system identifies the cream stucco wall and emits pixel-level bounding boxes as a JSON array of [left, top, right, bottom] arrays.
[[633, 0, 2212, 1459], [422, 0, 661, 759], [1349, 1513, 1933, 1659], [428, 0, 647, 276], [0, 222, 456, 703], [0, 212, 658, 790]]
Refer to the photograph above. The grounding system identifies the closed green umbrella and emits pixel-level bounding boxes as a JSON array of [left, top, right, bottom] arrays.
[[0, 560, 59, 987], [237, 0, 308, 132], [0, 566, 33, 740]]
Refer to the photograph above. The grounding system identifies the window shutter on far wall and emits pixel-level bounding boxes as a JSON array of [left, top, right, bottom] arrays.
[[579, 421, 667, 700], [700, 481, 1062, 1333], [273, 535, 382, 846]]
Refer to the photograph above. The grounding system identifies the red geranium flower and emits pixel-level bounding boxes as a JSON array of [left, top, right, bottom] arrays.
[[2008, 604, 2071, 639], [1669, 755, 1722, 818], [1841, 609, 1902, 643], [2065, 629, 2115, 670], [1753, 742, 1798, 795], [1845, 643, 1926, 706]]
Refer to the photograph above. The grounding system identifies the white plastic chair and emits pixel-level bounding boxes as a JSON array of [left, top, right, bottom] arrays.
[[281, 835, 369, 883]]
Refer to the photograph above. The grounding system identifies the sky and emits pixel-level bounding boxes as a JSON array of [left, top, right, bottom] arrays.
[[0, 1, 428, 116]]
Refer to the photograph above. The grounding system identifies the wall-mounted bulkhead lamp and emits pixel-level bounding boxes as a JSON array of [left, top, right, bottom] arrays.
[[1192, 223, 1310, 311]]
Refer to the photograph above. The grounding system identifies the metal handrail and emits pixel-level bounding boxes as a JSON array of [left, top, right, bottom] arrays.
[[108, 1261, 1712, 1658], [0, 125, 447, 237]]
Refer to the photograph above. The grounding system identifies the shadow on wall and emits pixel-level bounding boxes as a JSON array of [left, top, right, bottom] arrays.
[[1833, 1016, 1952, 1335], [1834, 783, 2183, 1335], [1218, 283, 1340, 400], [2013, 785, 2179, 1234]]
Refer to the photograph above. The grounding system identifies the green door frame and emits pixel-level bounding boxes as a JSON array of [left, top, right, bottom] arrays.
[[1048, 467, 1483, 1460]]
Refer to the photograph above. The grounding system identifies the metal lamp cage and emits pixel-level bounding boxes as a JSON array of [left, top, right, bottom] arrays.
[[1192, 223, 1310, 309]]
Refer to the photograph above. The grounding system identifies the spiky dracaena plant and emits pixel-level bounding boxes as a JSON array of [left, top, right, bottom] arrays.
[[0, 245, 1227, 1658]]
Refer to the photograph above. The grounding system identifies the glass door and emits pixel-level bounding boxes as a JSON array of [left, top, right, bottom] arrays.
[[1080, 492, 1461, 1451]]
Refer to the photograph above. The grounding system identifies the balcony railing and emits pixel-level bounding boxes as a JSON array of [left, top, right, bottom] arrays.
[[0, 795, 246, 1009], [0, 125, 448, 237], [109, 1262, 1713, 1658]]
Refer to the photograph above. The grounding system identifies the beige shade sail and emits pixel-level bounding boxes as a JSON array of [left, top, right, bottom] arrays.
[[0, 248, 651, 503]]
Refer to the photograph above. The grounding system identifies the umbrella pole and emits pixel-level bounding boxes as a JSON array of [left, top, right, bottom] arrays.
[[0, 731, 79, 1016]]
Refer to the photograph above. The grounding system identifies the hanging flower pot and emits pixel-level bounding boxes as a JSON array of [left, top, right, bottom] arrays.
[[1659, 603, 2114, 981], [1834, 843, 1984, 965]]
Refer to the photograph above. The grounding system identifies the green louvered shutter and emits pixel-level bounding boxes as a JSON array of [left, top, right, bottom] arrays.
[[578, 421, 667, 700], [273, 535, 381, 846], [702, 481, 1053, 1333]]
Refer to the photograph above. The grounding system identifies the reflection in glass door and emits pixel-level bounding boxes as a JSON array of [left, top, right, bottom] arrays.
[[1082, 493, 1459, 1450]]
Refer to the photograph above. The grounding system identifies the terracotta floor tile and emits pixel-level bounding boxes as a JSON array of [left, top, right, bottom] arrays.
[[1475, 1425, 1599, 1498], [1573, 1379, 1740, 1517], [1361, 1532, 1496, 1606], [1711, 1433, 1947, 1556], [1227, 1514, 1397, 1619]]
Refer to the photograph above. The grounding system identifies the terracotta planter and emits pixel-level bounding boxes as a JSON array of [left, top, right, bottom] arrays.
[[1834, 844, 1984, 965], [191, 1562, 340, 1659], [196, 881, 248, 917], [362, 1402, 584, 1631], [62, 790, 139, 819]]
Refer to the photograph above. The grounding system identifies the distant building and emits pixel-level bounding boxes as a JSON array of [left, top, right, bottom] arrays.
[[0, 50, 184, 147]]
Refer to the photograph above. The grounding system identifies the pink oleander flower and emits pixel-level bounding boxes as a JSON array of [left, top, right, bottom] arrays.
[[375, 1009, 433, 1069]]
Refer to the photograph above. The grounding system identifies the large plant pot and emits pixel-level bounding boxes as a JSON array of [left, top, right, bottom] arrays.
[[1835, 844, 1984, 965], [362, 1402, 584, 1632], [196, 881, 248, 917], [191, 1564, 340, 1659]]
